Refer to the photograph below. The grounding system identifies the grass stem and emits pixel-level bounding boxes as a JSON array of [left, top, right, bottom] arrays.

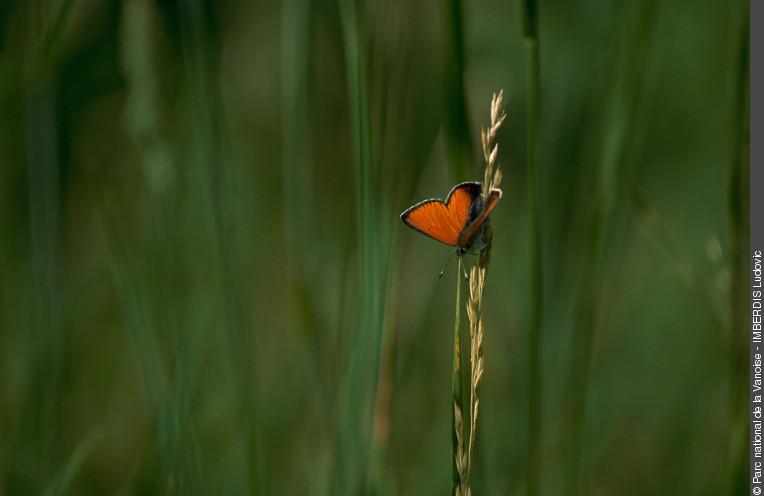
[[332, 0, 385, 492], [726, 2, 749, 493], [452, 257, 465, 493], [521, 1, 543, 494], [442, 0, 472, 183]]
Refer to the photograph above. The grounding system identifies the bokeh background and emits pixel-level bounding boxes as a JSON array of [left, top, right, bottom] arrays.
[[0, 0, 750, 494]]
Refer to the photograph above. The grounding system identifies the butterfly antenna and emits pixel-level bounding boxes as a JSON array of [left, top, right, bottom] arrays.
[[438, 250, 457, 279], [461, 257, 469, 280]]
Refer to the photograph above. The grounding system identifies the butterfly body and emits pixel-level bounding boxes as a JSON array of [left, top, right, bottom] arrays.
[[400, 182, 501, 255]]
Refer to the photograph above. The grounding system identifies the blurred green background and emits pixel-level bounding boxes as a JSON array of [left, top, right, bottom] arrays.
[[0, 0, 749, 494]]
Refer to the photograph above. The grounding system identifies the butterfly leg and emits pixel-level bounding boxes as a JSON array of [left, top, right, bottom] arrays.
[[460, 256, 469, 280], [438, 249, 457, 279]]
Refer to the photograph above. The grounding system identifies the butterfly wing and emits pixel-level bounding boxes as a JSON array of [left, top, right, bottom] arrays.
[[401, 182, 482, 246], [457, 188, 502, 247]]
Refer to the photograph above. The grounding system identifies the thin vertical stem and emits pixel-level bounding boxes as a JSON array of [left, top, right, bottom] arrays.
[[442, 0, 472, 183], [521, 0, 543, 494], [281, 0, 317, 282], [23, 0, 73, 480], [333, 0, 384, 492], [452, 258, 465, 492], [24, 80, 63, 490], [727, 1, 749, 494]]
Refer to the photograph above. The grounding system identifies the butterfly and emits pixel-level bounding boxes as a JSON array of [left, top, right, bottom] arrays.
[[400, 182, 502, 276]]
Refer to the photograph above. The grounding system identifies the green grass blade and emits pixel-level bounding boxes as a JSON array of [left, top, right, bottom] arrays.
[[44, 430, 104, 496], [520, 1, 544, 494], [452, 258, 465, 492], [442, 0, 472, 183], [332, 0, 385, 493], [726, 1, 750, 493]]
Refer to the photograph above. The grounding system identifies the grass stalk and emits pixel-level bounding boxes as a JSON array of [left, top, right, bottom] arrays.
[[453, 90, 505, 496], [19, 2, 79, 485], [520, 1, 543, 494], [281, 0, 334, 403], [726, 2, 749, 493], [466, 263, 487, 483], [170, 13, 199, 492], [44, 429, 104, 496], [13, 4, 84, 483], [452, 258, 466, 494], [281, 0, 320, 328], [281, 0, 317, 284], [24, 81, 63, 489], [119, 3, 184, 491], [442, 0, 472, 183], [332, 0, 385, 492]]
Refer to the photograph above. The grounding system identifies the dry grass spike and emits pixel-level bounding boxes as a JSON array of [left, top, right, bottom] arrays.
[[465, 263, 486, 484], [482, 89, 507, 196], [454, 89, 505, 496]]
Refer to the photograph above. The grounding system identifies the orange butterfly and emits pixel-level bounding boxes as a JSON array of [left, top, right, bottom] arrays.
[[401, 182, 501, 275]]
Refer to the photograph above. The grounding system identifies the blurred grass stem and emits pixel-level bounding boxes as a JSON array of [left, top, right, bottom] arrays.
[[726, 2, 749, 494], [521, 0, 543, 494], [442, 0, 472, 182], [333, 0, 385, 492]]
